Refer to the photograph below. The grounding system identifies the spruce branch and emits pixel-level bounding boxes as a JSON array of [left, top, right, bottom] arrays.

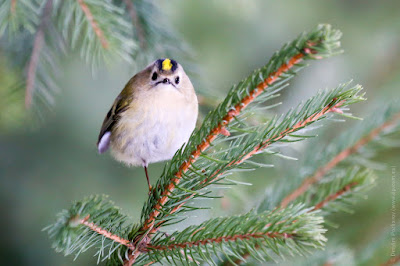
[[144, 205, 326, 265], [124, 84, 364, 265], [142, 84, 363, 232], [120, 24, 352, 265], [2, 0, 194, 112], [278, 103, 400, 209], [25, 0, 52, 109], [45, 195, 135, 263], [140, 24, 343, 234], [54, 0, 135, 67]]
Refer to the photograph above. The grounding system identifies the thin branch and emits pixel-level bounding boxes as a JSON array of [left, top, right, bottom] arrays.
[[147, 232, 293, 251], [123, 0, 146, 49], [25, 0, 53, 109], [79, 215, 134, 248], [77, 0, 109, 49], [280, 112, 400, 208]]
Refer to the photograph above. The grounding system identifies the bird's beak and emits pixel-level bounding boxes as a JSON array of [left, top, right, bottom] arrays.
[[155, 78, 176, 88]]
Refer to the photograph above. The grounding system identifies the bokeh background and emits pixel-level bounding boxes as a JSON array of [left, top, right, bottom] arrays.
[[1, 0, 399, 265]]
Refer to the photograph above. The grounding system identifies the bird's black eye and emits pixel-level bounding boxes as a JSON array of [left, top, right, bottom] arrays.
[[175, 76, 180, 84], [151, 72, 158, 81]]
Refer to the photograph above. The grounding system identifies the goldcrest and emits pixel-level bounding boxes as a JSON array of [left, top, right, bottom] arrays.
[[97, 59, 198, 192]]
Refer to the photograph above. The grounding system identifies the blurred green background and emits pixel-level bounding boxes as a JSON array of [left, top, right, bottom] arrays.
[[1, 0, 399, 265]]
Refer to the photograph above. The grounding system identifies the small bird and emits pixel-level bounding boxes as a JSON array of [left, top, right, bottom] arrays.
[[97, 59, 198, 192]]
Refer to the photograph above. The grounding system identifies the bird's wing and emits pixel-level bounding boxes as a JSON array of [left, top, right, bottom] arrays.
[[97, 95, 130, 153]]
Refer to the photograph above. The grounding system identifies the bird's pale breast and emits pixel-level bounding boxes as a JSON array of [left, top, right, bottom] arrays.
[[110, 85, 197, 167]]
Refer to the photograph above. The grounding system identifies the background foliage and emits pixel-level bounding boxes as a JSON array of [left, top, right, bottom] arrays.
[[0, 0, 399, 265]]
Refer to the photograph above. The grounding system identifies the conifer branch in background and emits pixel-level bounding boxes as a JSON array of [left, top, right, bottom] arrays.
[[0, 0, 185, 113], [25, 0, 52, 109], [123, 0, 146, 49], [280, 109, 400, 208], [77, 0, 109, 49]]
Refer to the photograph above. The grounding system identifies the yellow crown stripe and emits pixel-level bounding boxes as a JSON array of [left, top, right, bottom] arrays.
[[162, 58, 172, 71]]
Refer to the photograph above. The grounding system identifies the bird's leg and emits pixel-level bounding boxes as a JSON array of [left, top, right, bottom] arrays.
[[144, 166, 152, 194]]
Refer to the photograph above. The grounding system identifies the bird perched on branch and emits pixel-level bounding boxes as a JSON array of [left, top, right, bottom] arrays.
[[97, 59, 198, 192]]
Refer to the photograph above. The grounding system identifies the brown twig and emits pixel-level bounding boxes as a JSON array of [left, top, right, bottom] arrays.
[[79, 215, 134, 248], [10, 0, 17, 14], [123, 0, 146, 49], [280, 112, 400, 208], [25, 0, 53, 109], [77, 0, 109, 49], [147, 232, 293, 251]]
